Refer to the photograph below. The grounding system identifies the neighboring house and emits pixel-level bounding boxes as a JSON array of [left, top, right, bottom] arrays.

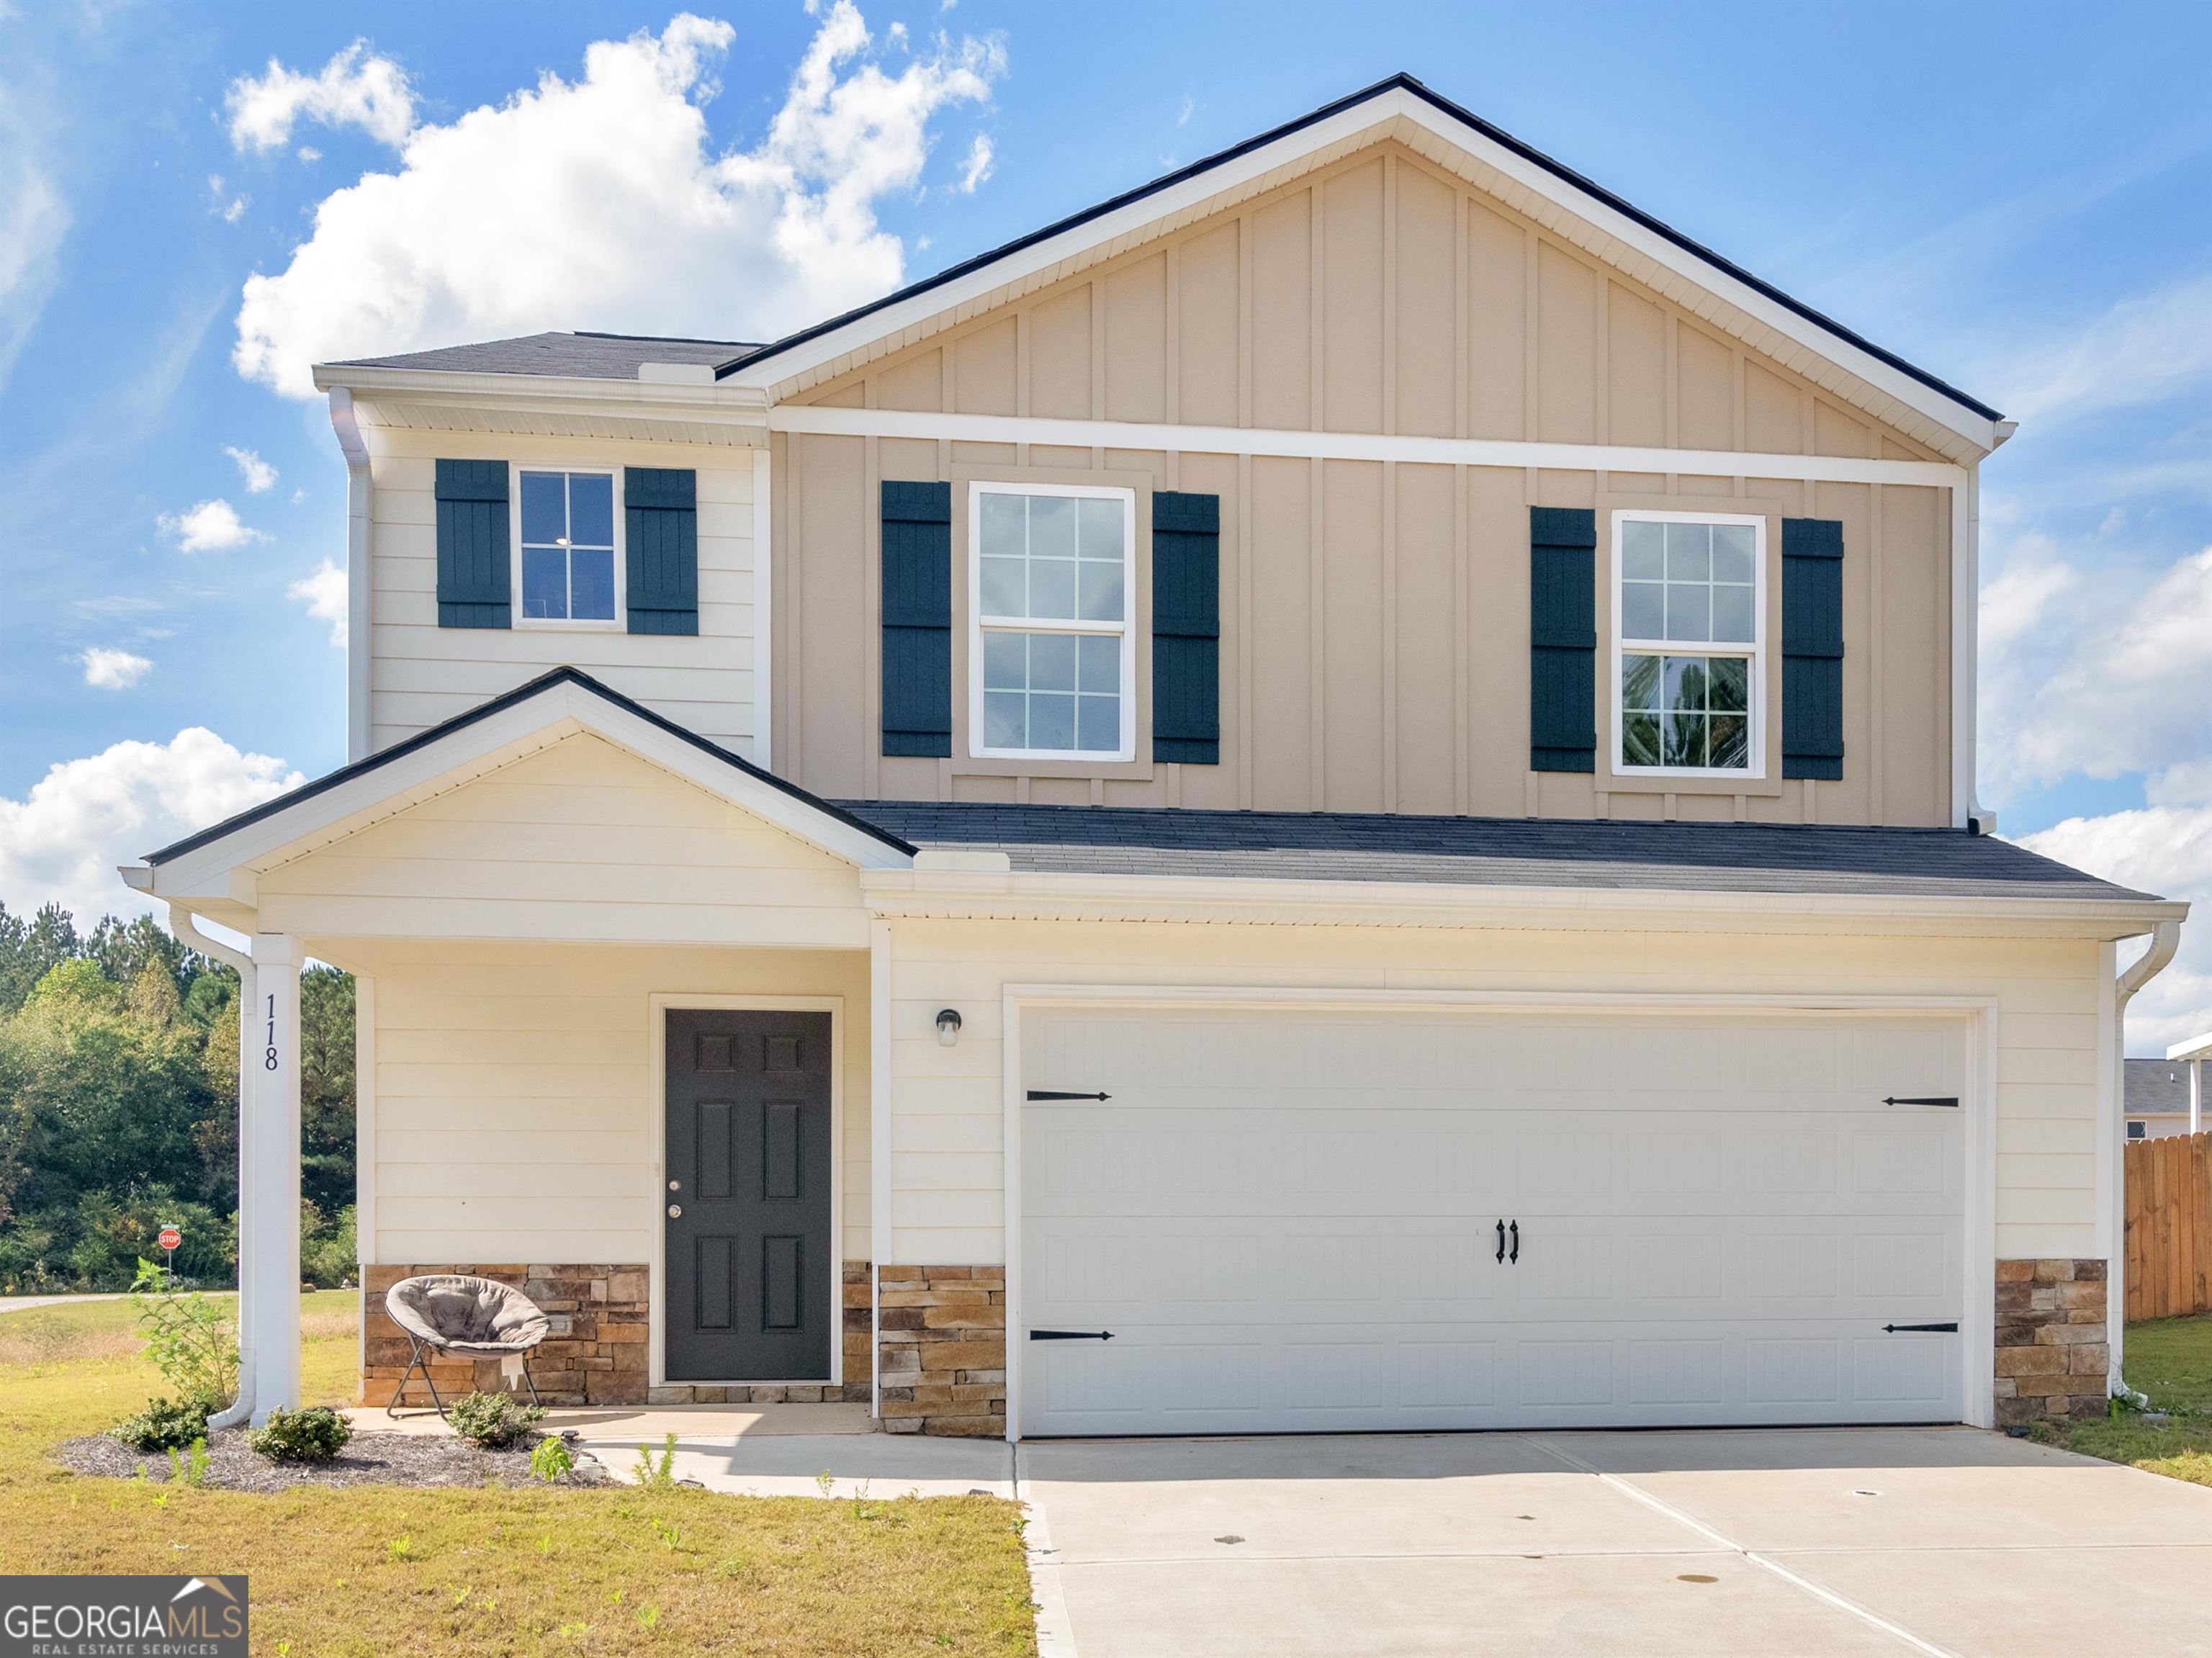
[[2131, 1034, 2211, 1140], [125, 76, 2188, 1438]]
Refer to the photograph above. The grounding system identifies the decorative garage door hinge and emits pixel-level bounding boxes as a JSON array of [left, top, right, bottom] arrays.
[[1030, 1329, 1116, 1341], [1026, 1089, 1112, 1101], [1882, 1096, 1960, 1108], [1880, 1321, 1959, 1333]]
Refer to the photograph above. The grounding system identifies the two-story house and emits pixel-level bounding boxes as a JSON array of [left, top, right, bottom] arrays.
[[125, 76, 2185, 1438]]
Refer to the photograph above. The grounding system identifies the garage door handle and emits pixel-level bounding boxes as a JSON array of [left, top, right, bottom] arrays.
[[1030, 1329, 1115, 1341], [1881, 1321, 1959, 1333], [1509, 1220, 1519, 1264], [1496, 1220, 1506, 1263], [1883, 1096, 1959, 1109]]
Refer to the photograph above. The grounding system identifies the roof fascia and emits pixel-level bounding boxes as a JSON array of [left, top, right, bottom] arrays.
[[730, 84, 1999, 456], [314, 364, 770, 420], [148, 680, 912, 902], [858, 865, 2184, 940]]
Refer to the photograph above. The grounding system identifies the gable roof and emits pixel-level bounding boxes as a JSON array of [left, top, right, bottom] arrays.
[[140, 667, 913, 888], [727, 75, 1999, 429], [2124, 1058, 2194, 1116], [840, 801, 2162, 906], [333, 330, 758, 380]]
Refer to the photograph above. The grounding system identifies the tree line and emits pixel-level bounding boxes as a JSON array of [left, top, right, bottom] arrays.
[[0, 901, 357, 1293]]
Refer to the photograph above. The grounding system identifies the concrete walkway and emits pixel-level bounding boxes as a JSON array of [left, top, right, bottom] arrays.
[[0, 1294, 134, 1314], [1015, 1426, 2212, 1658]]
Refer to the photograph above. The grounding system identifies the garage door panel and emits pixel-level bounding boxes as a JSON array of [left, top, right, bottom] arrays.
[[1020, 1009, 1968, 1435]]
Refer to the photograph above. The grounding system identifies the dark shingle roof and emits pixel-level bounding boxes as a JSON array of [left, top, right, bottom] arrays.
[[835, 802, 2160, 904], [332, 331, 757, 379], [2126, 1059, 2195, 1116]]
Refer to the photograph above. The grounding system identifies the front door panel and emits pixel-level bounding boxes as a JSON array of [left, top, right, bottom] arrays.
[[665, 1010, 832, 1381]]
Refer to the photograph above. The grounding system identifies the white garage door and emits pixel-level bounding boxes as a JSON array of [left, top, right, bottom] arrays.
[[1018, 1006, 1966, 1437]]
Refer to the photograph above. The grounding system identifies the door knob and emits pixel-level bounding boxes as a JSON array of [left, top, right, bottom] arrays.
[[667, 1204, 683, 1219]]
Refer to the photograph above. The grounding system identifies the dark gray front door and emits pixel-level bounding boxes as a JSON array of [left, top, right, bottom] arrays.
[[664, 1009, 833, 1381]]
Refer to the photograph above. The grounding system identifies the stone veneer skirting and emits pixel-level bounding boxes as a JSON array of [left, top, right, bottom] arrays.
[[363, 1261, 876, 1408], [1994, 1258, 2109, 1425], [875, 1265, 1007, 1436]]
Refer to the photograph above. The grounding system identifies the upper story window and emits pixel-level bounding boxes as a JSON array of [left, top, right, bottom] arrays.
[[968, 482, 1136, 760], [517, 468, 620, 626], [1612, 511, 1764, 775]]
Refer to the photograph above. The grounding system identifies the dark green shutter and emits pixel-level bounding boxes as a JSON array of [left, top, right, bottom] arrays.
[[1529, 507, 1597, 772], [881, 481, 953, 757], [1781, 517, 1845, 780], [625, 467, 698, 636], [434, 459, 510, 628], [1151, 491, 1220, 765]]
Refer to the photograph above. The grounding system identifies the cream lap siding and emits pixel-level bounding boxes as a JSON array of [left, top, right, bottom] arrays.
[[254, 734, 866, 948], [354, 940, 871, 1267], [880, 916, 2103, 1266], [366, 433, 758, 757], [774, 138, 1959, 826]]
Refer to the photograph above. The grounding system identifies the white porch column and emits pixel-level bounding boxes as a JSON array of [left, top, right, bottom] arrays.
[[246, 933, 304, 1422]]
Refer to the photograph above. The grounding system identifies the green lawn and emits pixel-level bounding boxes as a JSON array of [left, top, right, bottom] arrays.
[[2031, 1314, 2212, 1489], [0, 1294, 1037, 1656]]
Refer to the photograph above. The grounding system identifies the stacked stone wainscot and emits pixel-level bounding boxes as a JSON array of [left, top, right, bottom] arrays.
[[875, 1265, 1007, 1436], [1993, 1258, 2110, 1425]]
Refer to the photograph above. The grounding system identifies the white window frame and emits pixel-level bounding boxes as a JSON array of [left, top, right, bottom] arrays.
[[511, 462, 625, 632], [1609, 508, 1767, 781], [966, 479, 1138, 762]]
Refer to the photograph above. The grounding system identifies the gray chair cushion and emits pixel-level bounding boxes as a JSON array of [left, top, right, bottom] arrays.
[[385, 1275, 550, 1354]]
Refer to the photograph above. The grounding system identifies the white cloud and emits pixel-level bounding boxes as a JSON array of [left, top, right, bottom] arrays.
[[0, 730, 301, 924], [233, 6, 1004, 397], [77, 648, 153, 690], [288, 558, 347, 646], [296, 146, 323, 163], [1979, 545, 2212, 801], [0, 133, 70, 379], [1979, 274, 2212, 428], [158, 497, 266, 553], [957, 133, 992, 193], [2018, 793, 2212, 1055], [224, 444, 277, 492], [226, 40, 418, 153]]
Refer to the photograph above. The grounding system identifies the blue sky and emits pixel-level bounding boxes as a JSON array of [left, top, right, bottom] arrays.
[[1, 0, 2206, 1047]]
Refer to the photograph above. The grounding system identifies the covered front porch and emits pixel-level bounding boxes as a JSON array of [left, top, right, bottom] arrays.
[[125, 670, 918, 1427]]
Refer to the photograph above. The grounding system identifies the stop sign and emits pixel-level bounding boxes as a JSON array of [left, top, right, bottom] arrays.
[[157, 1226, 182, 1252]]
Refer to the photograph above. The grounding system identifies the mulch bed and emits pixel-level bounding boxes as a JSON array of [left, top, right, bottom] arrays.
[[53, 1428, 613, 1492]]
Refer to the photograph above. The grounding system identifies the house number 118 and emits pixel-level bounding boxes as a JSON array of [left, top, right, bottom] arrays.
[[264, 994, 280, 1071]]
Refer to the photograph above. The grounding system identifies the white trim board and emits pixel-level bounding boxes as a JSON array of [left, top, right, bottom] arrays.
[[999, 982, 1999, 1443], [647, 994, 846, 1393], [770, 404, 1966, 490]]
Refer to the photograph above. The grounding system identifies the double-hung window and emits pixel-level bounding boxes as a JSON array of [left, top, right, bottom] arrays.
[[516, 467, 620, 626], [1612, 510, 1763, 775], [968, 482, 1136, 760]]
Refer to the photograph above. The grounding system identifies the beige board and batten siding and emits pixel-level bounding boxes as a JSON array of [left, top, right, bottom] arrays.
[[361, 425, 759, 758], [248, 733, 876, 1266], [771, 139, 1954, 824], [880, 916, 2101, 1269]]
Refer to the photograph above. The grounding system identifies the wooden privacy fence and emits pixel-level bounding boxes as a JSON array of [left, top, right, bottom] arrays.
[[2123, 1131, 2212, 1322]]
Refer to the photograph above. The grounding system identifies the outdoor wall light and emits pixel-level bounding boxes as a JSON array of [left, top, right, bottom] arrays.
[[935, 1008, 963, 1047]]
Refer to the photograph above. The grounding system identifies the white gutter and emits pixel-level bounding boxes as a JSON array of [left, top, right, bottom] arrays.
[[328, 389, 372, 764], [2109, 918, 2183, 1396], [165, 906, 258, 1431]]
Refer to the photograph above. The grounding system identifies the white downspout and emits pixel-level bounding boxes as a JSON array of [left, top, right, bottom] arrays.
[[2109, 919, 2183, 1395], [329, 387, 373, 765], [168, 908, 258, 1431]]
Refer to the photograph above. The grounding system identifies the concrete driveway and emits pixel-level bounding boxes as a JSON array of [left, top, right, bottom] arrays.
[[1015, 1427, 2212, 1658]]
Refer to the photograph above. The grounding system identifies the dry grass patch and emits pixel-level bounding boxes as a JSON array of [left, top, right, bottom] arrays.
[[0, 1295, 1037, 1655]]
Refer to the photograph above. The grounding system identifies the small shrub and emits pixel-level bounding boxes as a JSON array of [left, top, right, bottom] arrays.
[[167, 1436, 212, 1487], [529, 1438, 574, 1482], [112, 1392, 217, 1452], [129, 1258, 238, 1407], [448, 1391, 543, 1449], [247, 1405, 353, 1463], [632, 1432, 677, 1489]]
